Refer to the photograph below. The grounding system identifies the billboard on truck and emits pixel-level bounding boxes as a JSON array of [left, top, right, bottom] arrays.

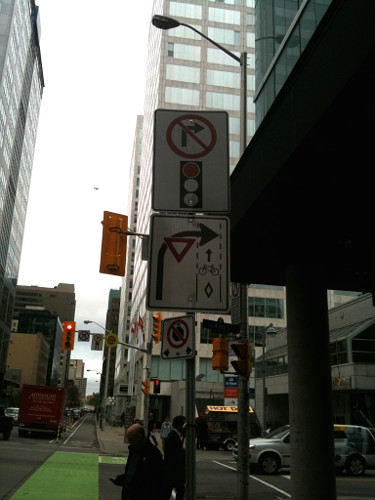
[[18, 385, 66, 438]]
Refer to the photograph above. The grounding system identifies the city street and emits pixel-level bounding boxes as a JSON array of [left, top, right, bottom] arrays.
[[1, 414, 375, 499]]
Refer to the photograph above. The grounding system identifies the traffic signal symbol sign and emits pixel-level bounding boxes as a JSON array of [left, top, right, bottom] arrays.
[[152, 312, 162, 344], [231, 342, 252, 377], [99, 211, 128, 276], [62, 321, 76, 351], [180, 161, 202, 208], [142, 380, 150, 395], [212, 337, 229, 371]]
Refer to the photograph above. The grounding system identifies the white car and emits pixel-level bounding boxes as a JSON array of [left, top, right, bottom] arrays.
[[232, 424, 375, 476], [5, 407, 19, 425]]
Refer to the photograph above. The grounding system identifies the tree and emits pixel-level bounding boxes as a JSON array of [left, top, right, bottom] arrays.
[[66, 384, 81, 407]]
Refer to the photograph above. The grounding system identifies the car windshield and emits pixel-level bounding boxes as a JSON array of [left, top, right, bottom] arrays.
[[265, 425, 290, 439]]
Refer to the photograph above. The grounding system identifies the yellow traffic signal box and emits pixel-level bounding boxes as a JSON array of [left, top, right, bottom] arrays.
[[212, 337, 229, 371], [99, 211, 128, 276], [231, 342, 252, 377], [62, 321, 76, 351], [152, 312, 162, 344], [142, 380, 150, 395]]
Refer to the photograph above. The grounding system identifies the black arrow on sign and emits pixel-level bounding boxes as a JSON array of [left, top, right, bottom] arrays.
[[156, 223, 219, 300]]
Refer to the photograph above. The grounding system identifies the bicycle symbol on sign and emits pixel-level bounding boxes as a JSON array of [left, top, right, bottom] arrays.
[[198, 264, 219, 276]]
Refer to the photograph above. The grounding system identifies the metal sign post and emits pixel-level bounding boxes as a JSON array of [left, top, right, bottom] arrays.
[[185, 314, 196, 500]]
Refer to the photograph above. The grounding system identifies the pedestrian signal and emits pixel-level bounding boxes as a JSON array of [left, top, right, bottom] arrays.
[[152, 313, 162, 344], [62, 321, 76, 351]]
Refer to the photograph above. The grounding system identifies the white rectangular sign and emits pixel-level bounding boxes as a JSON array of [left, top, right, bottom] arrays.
[[147, 214, 230, 312], [152, 109, 230, 213]]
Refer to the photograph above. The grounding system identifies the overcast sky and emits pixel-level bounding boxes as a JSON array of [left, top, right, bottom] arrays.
[[17, 0, 153, 395]]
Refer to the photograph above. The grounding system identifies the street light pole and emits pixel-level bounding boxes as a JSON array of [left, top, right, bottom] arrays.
[[152, 15, 249, 500], [84, 320, 113, 429], [262, 323, 277, 432]]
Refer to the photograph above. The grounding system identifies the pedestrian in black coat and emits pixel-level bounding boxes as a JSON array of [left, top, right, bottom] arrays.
[[111, 423, 164, 500], [163, 415, 186, 500]]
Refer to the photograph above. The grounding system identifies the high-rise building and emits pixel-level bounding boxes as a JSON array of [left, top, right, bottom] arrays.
[[0, 0, 44, 395], [13, 282, 75, 389]]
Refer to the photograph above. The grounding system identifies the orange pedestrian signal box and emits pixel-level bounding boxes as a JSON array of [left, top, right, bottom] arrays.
[[99, 211, 128, 276]]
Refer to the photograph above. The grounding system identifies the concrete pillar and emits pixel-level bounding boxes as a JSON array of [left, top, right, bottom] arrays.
[[286, 263, 336, 499]]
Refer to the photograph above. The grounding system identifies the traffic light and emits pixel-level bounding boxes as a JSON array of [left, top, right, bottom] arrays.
[[212, 337, 229, 371], [231, 342, 252, 377], [180, 161, 202, 208], [99, 211, 128, 276], [152, 312, 162, 344], [62, 321, 76, 351], [142, 380, 150, 395], [153, 379, 161, 394]]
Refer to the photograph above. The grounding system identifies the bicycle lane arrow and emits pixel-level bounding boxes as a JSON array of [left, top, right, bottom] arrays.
[[156, 223, 219, 300]]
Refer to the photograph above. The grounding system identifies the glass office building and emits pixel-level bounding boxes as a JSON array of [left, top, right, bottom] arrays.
[[0, 0, 44, 394]]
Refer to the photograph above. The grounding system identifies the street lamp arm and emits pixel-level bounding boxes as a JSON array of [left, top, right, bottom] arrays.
[[152, 14, 241, 64]]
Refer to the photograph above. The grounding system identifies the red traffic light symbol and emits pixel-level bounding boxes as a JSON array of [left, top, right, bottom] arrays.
[[66, 324, 73, 331]]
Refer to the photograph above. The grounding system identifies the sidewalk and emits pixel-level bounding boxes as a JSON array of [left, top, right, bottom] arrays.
[[95, 418, 224, 462]]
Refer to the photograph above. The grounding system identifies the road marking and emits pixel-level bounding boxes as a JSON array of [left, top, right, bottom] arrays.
[[213, 461, 291, 498]]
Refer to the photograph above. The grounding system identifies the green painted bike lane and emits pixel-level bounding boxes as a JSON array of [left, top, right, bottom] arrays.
[[10, 452, 127, 499]]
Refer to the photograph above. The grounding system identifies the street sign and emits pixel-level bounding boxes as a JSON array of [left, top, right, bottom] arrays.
[[91, 333, 104, 351], [147, 214, 230, 312], [161, 315, 195, 359], [202, 319, 240, 335], [105, 333, 119, 348], [152, 109, 229, 213], [78, 330, 90, 342]]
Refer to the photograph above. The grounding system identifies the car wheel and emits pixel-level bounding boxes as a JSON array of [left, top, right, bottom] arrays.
[[258, 453, 280, 474], [224, 439, 236, 452], [345, 454, 366, 476], [3, 431, 10, 440]]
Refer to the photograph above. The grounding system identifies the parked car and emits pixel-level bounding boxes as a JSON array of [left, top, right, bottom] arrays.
[[232, 424, 375, 476], [5, 407, 19, 425]]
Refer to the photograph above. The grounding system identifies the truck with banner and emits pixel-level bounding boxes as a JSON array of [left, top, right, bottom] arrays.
[[18, 385, 66, 438]]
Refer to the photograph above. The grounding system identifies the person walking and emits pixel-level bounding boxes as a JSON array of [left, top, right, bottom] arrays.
[[110, 423, 164, 499], [163, 415, 186, 500], [160, 416, 173, 452], [148, 412, 158, 446]]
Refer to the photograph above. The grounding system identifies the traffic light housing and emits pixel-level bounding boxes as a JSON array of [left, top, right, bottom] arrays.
[[152, 312, 162, 344], [100, 211, 128, 276], [212, 337, 229, 371], [142, 380, 150, 395], [62, 321, 76, 351], [231, 342, 252, 377], [153, 379, 161, 394]]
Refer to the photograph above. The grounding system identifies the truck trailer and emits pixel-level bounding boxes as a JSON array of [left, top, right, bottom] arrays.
[[18, 385, 66, 438]]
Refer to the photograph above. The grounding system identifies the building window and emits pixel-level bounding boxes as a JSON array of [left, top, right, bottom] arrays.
[[248, 297, 284, 319]]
